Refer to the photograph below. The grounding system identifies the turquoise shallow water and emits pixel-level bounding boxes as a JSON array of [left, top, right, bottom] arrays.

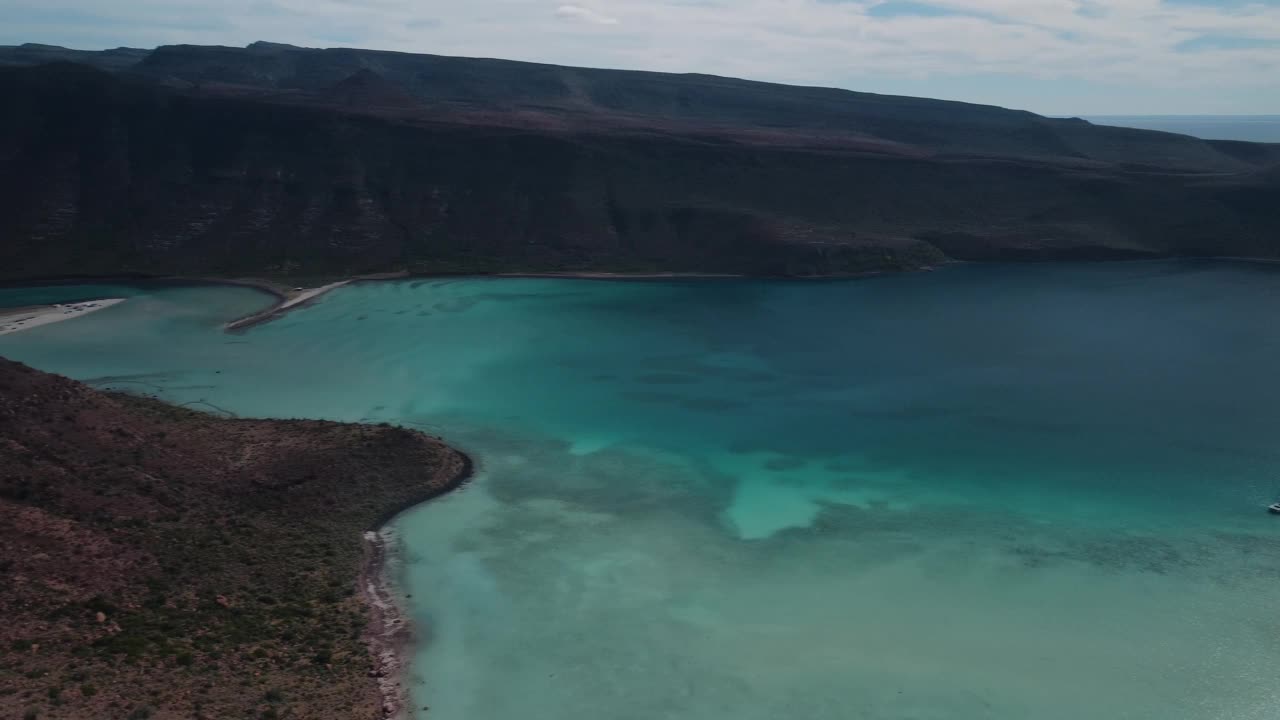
[[4, 262, 1280, 719]]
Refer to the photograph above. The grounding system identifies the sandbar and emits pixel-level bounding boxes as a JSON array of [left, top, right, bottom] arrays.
[[224, 281, 350, 331], [0, 298, 125, 336]]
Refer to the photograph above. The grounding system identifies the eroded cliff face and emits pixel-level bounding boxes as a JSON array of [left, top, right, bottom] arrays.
[[1, 57, 1278, 280]]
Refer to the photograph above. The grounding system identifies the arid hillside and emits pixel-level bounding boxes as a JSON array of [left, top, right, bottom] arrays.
[[0, 357, 468, 719]]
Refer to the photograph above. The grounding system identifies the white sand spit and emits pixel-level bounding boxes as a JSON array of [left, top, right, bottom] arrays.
[[0, 298, 126, 336]]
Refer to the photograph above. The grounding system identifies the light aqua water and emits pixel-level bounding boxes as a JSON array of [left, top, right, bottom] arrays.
[[4, 262, 1280, 719]]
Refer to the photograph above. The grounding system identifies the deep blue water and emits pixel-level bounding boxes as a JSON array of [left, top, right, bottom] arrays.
[[3, 261, 1280, 719], [1083, 115, 1280, 142]]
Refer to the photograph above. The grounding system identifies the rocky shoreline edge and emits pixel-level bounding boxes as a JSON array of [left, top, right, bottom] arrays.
[[360, 448, 475, 720]]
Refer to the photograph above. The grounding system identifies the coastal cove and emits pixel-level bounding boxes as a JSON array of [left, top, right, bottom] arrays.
[[4, 261, 1280, 719]]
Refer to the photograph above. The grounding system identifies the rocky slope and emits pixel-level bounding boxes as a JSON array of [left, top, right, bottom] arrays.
[[0, 357, 469, 719], [1, 43, 1278, 279]]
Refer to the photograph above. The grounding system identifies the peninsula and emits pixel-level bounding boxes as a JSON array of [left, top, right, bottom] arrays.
[[0, 358, 469, 719]]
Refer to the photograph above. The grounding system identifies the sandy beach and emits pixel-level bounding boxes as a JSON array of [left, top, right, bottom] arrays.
[[0, 298, 125, 336]]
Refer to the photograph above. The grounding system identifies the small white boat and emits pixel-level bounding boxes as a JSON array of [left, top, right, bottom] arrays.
[[1268, 503, 1280, 515]]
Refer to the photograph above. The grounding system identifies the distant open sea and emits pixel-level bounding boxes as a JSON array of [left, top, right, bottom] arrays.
[[1082, 115, 1280, 143]]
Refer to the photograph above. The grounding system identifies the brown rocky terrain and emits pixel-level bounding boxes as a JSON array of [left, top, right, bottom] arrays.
[[0, 357, 469, 719], [1, 42, 1278, 281]]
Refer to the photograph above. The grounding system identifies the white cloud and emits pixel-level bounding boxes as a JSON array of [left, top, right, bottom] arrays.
[[555, 4, 620, 25], [1, 0, 1278, 113]]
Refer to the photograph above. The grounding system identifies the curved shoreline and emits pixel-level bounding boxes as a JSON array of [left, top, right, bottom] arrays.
[[361, 445, 475, 720], [9, 257, 1280, 716], [5, 254, 1279, 294], [216, 268, 933, 331], [28, 256, 1280, 336], [3, 267, 930, 335]]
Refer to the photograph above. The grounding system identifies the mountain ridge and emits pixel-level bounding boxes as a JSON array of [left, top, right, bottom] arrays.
[[1, 42, 1278, 280]]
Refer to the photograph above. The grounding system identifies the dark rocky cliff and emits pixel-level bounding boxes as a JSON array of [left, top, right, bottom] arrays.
[[1, 45, 1278, 280]]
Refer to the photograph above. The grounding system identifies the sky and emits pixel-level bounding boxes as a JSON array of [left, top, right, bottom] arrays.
[[1, 0, 1278, 115]]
